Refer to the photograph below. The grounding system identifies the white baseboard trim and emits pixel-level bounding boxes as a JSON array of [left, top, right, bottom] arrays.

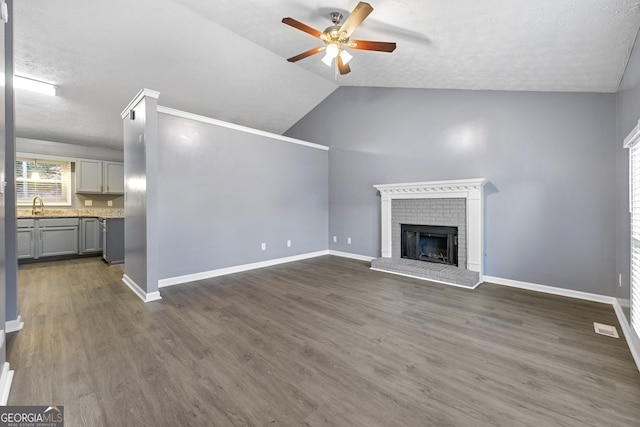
[[0, 362, 14, 405], [328, 250, 376, 262], [5, 316, 24, 333], [158, 250, 330, 288], [612, 300, 640, 372], [482, 275, 616, 305], [370, 267, 481, 289], [122, 274, 162, 303]]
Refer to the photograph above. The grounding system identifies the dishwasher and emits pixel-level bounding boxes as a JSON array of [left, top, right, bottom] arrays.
[[99, 218, 125, 264]]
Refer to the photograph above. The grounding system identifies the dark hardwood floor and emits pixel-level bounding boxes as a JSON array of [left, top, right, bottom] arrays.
[[6, 256, 640, 426]]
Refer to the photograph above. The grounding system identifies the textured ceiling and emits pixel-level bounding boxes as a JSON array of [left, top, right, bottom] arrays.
[[14, 0, 337, 148], [13, 0, 640, 149]]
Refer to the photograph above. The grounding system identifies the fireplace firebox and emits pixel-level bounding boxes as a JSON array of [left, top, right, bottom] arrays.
[[401, 224, 458, 266]]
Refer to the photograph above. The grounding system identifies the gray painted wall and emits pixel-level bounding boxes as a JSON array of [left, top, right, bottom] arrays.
[[286, 87, 616, 296], [155, 113, 328, 280], [616, 32, 640, 327]]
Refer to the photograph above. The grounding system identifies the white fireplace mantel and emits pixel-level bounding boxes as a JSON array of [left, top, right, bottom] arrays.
[[373, 178, 486, 275]]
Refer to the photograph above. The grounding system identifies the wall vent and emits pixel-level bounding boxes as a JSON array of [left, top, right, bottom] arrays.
[[593, 322, 619, 338]]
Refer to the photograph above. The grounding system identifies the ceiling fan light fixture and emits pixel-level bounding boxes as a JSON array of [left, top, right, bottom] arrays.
[[339, 49, 353, 65], [325, 43, 339, 59], [321, 52, 334, 67]]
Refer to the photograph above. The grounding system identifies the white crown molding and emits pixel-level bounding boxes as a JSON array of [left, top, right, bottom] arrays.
[[122, 274, 162, 303], [156, 106, 329, 152], [374, 178, 486, 195], [120, 88, 160, 119]]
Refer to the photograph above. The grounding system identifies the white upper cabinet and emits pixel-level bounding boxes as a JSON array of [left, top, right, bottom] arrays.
[[76, 159, 124, 194]]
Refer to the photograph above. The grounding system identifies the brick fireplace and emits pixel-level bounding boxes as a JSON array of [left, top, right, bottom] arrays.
[[370, 179, 485, 288]]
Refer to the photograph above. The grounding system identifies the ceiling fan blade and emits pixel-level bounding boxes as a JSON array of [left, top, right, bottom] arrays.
[[282, 17, 323, 38], [339, 2, 373, 38], [287, 46, 325, 62], [349, 40, 396, 52], [337, 55, 351, 75]]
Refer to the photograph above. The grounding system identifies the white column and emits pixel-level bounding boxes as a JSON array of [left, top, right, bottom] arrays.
[[466, 188, 482, 274], [380, 194, 391, 258]]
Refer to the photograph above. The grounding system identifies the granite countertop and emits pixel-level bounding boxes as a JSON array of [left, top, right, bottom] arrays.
[[17, 208, 124, 219]]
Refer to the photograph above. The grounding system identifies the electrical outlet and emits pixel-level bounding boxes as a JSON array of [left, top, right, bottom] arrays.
[[333, 236, 337, 243], [347, 237, 352, 244], [107, 200, 113, 207], [261, 243, 266, 251], [84, 199, 92, 207], [619, 273, 623, 287], [287, 240, 291, 247]]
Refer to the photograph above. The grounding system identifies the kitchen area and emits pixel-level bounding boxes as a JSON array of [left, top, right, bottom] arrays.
[[15, 139, 125, 266]]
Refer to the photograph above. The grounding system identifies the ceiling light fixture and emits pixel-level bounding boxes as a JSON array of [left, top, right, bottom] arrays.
[[0, 73, 57, 96], [15, 75, 57, 96], [339, 49, 353, 65], [321, 43, 340, 67], [282, 2, 397, 76]]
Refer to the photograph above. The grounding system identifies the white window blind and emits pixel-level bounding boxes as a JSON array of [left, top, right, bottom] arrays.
[[625, 122, 640, 338], [16, 157, 72, 206]]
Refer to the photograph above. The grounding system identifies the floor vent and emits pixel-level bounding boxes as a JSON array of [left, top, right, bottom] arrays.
[[593, 322, 619, 338]]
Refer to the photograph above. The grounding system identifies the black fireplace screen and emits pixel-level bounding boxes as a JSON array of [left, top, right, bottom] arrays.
[[401, 224, 458, 266]]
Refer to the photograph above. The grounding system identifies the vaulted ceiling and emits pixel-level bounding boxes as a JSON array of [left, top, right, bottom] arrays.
[[14, 0, 640, 149]]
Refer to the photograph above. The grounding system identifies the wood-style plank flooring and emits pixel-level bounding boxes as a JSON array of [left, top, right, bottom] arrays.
[[7, 256, 640, 426]]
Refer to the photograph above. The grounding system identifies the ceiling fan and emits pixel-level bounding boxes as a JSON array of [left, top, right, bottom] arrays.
[[282, 2, 396, 75]]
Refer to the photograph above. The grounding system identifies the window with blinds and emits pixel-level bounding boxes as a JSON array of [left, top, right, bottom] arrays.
[[15, 157, 72, 206], [625, 123, 640, 339], [631, 144, 640, 337]]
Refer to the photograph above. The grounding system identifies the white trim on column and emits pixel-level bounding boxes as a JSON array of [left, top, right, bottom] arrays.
[[122, 274, 162, 303], [5, 315, 23, 333], [373, 178, 486, 275], [0, 362, 13, 405], [120, 88, 160, 119]]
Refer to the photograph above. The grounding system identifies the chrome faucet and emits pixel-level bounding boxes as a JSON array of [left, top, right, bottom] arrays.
[[32, 196, 44, 215]]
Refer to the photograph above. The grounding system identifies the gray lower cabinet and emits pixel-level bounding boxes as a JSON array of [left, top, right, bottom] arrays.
[[38, 218, 79, 257], [17, 227, 35, 259], [17, 218, 36, 259], [18, 217, 80, 260], [40, 226, 79, 257], [80, 218, 101, 254]]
